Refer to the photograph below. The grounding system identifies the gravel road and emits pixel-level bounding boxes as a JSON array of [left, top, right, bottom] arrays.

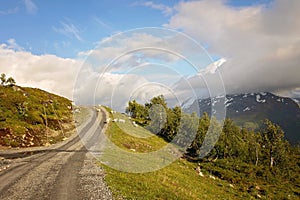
[[0, 107, 113, 200]]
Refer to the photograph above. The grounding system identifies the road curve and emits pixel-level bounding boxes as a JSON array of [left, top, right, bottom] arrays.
[[0, 107, 112, 200]]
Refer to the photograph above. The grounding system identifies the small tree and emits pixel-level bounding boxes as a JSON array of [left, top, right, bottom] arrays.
[[262, 119, 286, 169], [187, 112, 210, 157], [6, 77, 16, 86], [0, 73, 6, 85]]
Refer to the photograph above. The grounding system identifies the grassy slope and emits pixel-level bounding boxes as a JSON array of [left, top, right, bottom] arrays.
[[0, 85, 74, 147], [200, 159, 300, 199], [100, 110, 253, 199]]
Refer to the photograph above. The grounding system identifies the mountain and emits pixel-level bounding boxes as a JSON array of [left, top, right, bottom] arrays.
[[183, 92, 300, 145], [293, 98, 300, 107], [0, 85, 74, 148]]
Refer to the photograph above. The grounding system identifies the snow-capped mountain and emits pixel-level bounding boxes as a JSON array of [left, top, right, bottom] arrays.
[[183, 92, 300, 145], [198, 58, 226, 75]]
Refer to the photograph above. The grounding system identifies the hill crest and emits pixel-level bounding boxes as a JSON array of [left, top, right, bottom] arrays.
[[0, 85, 74, 148]]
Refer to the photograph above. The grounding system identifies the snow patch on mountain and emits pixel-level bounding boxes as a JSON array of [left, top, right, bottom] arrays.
[[260, 92, 267, 96], [225, 97, 233, 104], [277, 98, 284, 102], [226, 102, 233, 107], [243, 107, 250, 112], [181, 92, 300, 145], [293, 98, 299, 103], [181, 97, 195, 109], [256, 94, 266, 103]]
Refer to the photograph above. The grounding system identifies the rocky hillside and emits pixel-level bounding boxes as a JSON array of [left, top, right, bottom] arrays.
[[0, 85, 74, 148], [183, 92, 300, 145]]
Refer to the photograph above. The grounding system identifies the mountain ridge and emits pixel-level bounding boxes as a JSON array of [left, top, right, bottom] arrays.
[[183, 92, 300, 145]]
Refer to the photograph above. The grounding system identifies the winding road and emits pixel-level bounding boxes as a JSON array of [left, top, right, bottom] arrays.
[[0, 107, 112, 200]]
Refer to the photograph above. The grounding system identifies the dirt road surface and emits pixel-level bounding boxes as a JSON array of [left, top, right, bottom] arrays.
[[0, 107, 113, 200]]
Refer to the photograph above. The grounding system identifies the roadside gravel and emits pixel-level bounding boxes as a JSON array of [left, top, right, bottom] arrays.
[[79, 153, 113, 200]]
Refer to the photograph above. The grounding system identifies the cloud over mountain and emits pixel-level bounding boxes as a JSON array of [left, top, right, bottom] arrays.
[[167, 0, 300, 97]]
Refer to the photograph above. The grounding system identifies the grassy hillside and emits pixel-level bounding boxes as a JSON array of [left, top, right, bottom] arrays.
[[100, 109, 299, 199], [100, 110, 248, 199], [0, 85, 74, 148]]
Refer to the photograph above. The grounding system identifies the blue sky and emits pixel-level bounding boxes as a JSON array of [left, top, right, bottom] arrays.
[[0, 0, 272, 58], [1, 0, 174, 57]]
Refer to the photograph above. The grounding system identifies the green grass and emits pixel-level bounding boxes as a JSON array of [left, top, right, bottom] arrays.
[[0, 85, 74, 147], [100, 109, 300, 199], [103, 159, 251, 200], [106, 112, 166, 152], [99, 110, 255, 199], [200, 160, 300, 200]]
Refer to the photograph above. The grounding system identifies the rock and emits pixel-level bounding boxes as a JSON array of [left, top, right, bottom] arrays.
[[199, 171, 204, 177], [195, 166, 204, 177], [0, 128, 12, 136], [12, 86, 22, 92]]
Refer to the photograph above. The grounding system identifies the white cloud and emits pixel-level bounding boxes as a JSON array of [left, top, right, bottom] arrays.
[[0, 44, 81, 99], [198, 58, 226, 75], [6, 39, 23, 51], [53, 21, 83, 42], [167, 0, 300, 97], [78, 31, 184, 72], [133, 1, 173, 16], [75, 30, 212, 110], [0, 7, 19, 15], [93, 16, 114, 33], [79, 29, 214, 72], [24, 0, 37, 15], [73, 69, 188, 111], [0, 38, 180, 111], [73, 71, 151, 109]]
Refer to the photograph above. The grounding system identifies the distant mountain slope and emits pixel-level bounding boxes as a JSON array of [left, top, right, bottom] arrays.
[[0, 85, 74, 148], [293, 98, 300, 107], [183, 92, 300, 144]]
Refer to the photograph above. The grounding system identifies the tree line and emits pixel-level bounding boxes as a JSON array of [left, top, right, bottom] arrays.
[[126, 95, 299, 176]]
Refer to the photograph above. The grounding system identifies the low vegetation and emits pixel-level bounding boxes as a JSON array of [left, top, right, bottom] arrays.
[[0, 74, 74, 148], [102, 112, 250, 199], [101, 95, 300, 199]]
